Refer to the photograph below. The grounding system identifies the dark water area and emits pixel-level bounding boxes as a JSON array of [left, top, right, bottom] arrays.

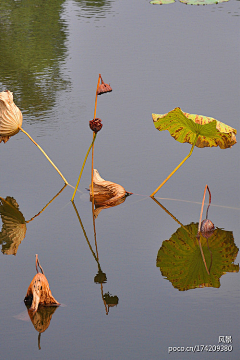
[[0, 0, 239, 359]]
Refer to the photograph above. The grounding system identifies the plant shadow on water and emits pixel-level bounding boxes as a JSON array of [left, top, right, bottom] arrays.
[[0, 186, 67, 255], [152, 197, 239, 291]]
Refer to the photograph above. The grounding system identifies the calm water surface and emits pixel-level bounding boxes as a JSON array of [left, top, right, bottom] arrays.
[[0, 0, 239, 359]]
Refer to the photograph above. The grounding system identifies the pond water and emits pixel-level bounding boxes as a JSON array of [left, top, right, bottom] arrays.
[[0, 0, 239, 359]]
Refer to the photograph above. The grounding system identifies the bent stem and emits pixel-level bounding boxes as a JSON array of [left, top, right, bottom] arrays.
[[19, 127, 68, 185], [150, 135, 199, 198], [71, 132, 97, 201]]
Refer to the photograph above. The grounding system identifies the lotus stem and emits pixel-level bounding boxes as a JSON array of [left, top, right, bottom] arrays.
[[150, 135, 199, 197], [91, 74, 101, 200], [19, 127, 68, 185], [71, 133, 97, 201]]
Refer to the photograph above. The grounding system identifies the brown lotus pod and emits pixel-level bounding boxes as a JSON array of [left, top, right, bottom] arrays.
[[24, 255, 60, 313], [0, 90, 22, 143], [97, 76, 112, 95], [89, 118, 103, 133]]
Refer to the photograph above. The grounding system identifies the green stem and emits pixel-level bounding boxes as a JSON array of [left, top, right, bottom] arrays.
[[71, 133, 97, 201], [20, 127, 68, 184], [150, 135, 199, 198]]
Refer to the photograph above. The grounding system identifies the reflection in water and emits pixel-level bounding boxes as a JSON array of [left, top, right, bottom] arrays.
[[72, 201, 119, 314], [153, 199, 239, 291], [26, 305, 58, 350], [0, 185, 67, 255], [73, 0, 114, 20], [0, 196, 26, 255], [0, 0, 70, 117]]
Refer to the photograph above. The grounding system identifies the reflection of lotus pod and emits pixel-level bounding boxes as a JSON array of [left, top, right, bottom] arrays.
[[103, 292, 119, 306], [0, 196, 26, 255], [24, 273, 60, 313], [94, 269, 107, 284], [89, 118, 103, 133], [27, 306, 58, 333], [0, 90, 23, 143]]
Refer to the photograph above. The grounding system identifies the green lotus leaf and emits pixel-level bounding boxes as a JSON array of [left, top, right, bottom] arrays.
[[152, 107, 237, 149], [156, 223, 239, 291], [179, 0, 229, 4]]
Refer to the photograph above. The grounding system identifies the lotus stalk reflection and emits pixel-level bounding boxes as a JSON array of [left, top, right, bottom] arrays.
[[0, 90, 68, 184]]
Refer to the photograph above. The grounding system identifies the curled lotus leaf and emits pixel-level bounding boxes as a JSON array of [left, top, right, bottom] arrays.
[[157, 223, 239, 291], [89, 169, 132, 218], [152, 107, 237, 149], [0, 90, 22, 143]]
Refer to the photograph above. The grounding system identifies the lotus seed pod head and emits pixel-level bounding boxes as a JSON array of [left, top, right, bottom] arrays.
[[0, 90, 23, 143], [89, 118, 103, 133]]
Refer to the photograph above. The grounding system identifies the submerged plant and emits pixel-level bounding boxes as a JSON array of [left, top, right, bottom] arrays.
[[0, 90, 68, 184], [150, 107, 237, 197]]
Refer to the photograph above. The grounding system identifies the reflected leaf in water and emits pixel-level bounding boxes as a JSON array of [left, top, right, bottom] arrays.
[[0, 196, 26, 255], [90, 169, 132, 218], [94, 269, 107, 284], [24, 255, 60, 312], [151, 108, 237, 197], [156, 223, 239, 291], [26, 305, 58, 334], [0, 185, 67, 255], [73, 0, 114, 20], [103, 292, 119, 307], [0, 0, 69, 116]]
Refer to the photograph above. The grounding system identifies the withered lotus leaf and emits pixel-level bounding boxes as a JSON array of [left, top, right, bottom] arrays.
[[25, 256, 60, 313], [25, 273, 60, 313], [0, 90, 23, 143]]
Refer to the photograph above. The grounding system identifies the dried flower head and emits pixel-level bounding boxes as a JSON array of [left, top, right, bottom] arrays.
[[0, 90, 23, 143], [89, 118, 103, 133]]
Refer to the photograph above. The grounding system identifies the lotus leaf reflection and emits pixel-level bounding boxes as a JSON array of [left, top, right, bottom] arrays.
[[0, 196, 26, 255], [157, 223, 239, 291]]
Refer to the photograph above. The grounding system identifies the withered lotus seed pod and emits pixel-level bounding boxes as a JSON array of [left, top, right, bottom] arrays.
[[97, 82, 112, 95], [0, 90, 23, 143], [89, 118, 103, 133]]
